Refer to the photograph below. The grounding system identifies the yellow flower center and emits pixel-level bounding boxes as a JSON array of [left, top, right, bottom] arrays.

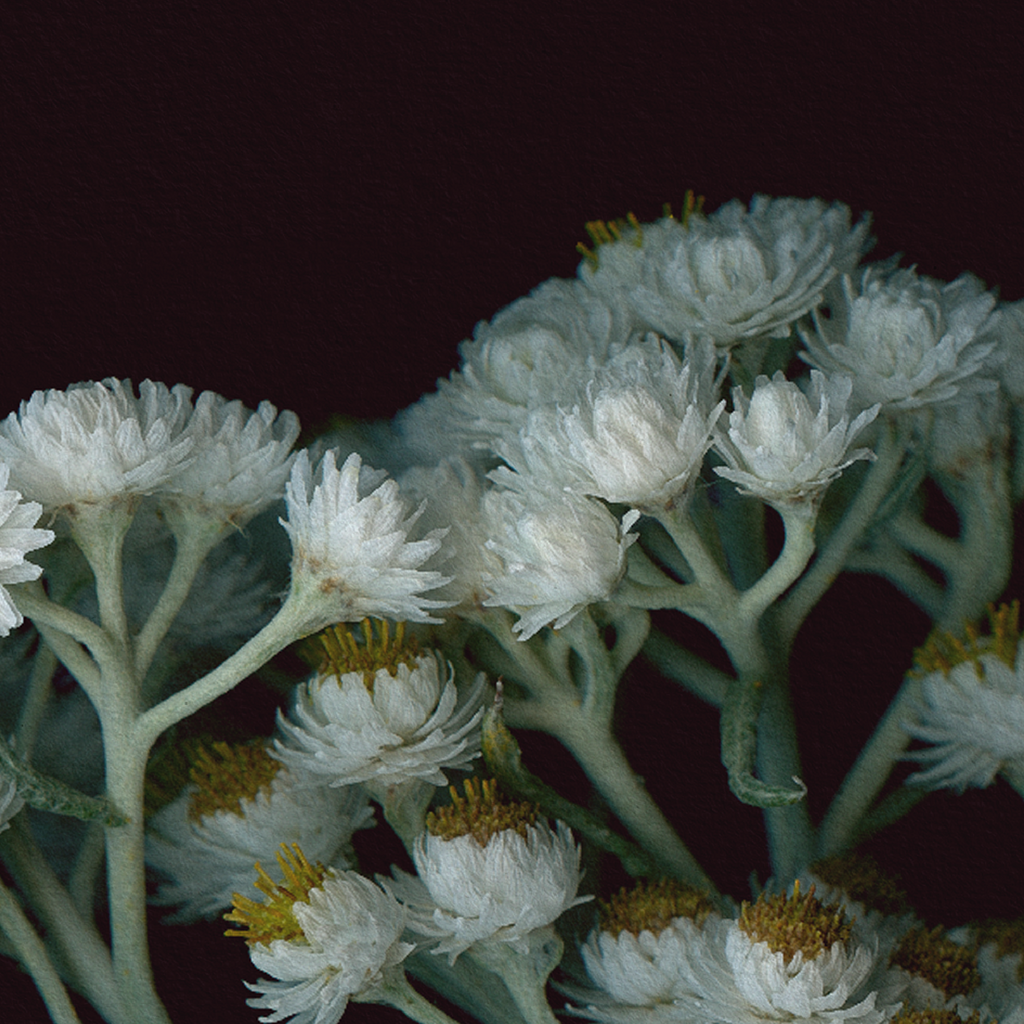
[[311, 618, 420, 692], [912, 601, 1020, 679], [892, 1011, 982, 1024], [890, 926, 980, 998], [576, 191, 706, 266], [224, 843, 332, 947], [739, 882, 851, 965], [600, 877, 716, 937], [186, 739, 282, 823], [809, 853, 911, 917], [426, 778, 538, 847]]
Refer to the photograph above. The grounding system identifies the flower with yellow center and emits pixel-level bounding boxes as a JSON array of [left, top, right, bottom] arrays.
[[226, 843, 414, 1024], [384, 778, 588, 961], [146, 739, 373, 922]]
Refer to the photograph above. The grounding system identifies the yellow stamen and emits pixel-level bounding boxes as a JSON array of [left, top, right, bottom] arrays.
[[600, 877, 716, 937], [426, 778, 538, 847], [187, 740, 282, 823], [890, 926, 981, 998], [808, 853, 910, 917], [313, 618, 420, 692], [739, 881, 851, 965], [912, 601, 1021, 679]]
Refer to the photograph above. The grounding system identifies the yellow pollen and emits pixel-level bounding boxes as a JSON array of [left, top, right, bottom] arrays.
[[891, 1011, 982, 1024], [600, 878, 716, 937], [739, 881, 851, 965], [186, 740, 282, 823], [912, 601, 1020, 679], [577, 192, 704, 267], [224, 843, 332, 947], [890, 926, 981, 998], [426, 778, 538, 847], [808, 853, 911, 917], [312, 618, 420, 692]]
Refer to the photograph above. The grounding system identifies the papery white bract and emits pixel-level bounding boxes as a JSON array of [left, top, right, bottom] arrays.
[[163, 391, 300, 526], [244, 870, 414, 1024], [0, 461, 56, 636], [799, 266, 1000, 414], [273, 652, 486, 789], [280, 449, 450, 629], [480, 484, 640, 639], [713, 370, 879, 510], [904, 648, 1024, 791], [387, 819, 587, 961], [579, 196, 870, 349], [0, 379, 195, 509], [494, 335, 725, 511]]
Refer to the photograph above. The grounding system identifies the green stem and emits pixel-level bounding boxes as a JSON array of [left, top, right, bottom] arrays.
[[641, 629, 730, 708], [14, 640, 58, 760], [736, 506, 816, 623], [817, 675, 924, 859], [364, 971, 466, 1024], [0, 876, 82, 1024], [467, 930, 563, 1024]]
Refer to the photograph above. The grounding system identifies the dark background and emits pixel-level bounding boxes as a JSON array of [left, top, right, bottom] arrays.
[[4, 2, 1024, 1021]]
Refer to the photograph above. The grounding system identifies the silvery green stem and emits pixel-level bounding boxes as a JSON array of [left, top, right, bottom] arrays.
[[817, 675, 924, 859], [641, 628, 729, 707], [14, 639, 58, 759], [846, 540, 944, 620], [780, 419, 907, 645], [70, 821, 106, 921], [0, 876, 81, 1024], [467, 929, 563, 1024], [133, 513, 223, 680], [656, 505, 735, 598], [736, 506, 816, 623], [362, 970, 466, 1024], [407, 950, 530, 1024]]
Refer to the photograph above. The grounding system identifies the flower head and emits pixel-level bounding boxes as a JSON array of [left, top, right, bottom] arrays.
[[480, 483, 640, 639], [713, 370, 879, 512], [579, 196, 870, 350], [273, 621, 486, 790], [280, 449, 451, 630], [799, 266, 1000, 413], [385, 779, 588, 961], [146, 739, 374, 922], [0, 461, 56, 636], [226, 843, 413, 1024], [0, 379, 195, 509]]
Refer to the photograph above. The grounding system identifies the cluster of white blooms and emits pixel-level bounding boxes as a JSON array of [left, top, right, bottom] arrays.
[[0, 461, 55, 635]]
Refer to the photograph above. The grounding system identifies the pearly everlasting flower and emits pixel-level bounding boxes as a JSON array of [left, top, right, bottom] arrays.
[[280, 449, 450, 628], [0, 379, 195, 509], [480, 483, 640, 639], [385, 779, 588, 961], [713, 370, 879, 511], [579, 196, 870, 349], [274, 625, 486, 789], [0, 777, 25, 835], [0, 461, 56, 636], [983, 299, 1024, 402], [903, 647, 1024, 792], [146, 740, 374, 922], [493, 335, 725, 511], [799, 266, 1000, 414], [162, 391, 300, 526], [227, 844, 414, 1024], [397, 278, 635, 458]]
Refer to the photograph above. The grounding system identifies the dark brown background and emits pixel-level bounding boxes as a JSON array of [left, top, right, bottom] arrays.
[[4, 2, 1024, 1021]]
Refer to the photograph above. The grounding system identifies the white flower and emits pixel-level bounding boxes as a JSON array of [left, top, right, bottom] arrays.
[[280, 450, 451, 628], [903, 648, 1024, 791], [579, 197, 870, 349], [480, 484, 640, 639], [0, 461, 55, 636], [147, 747, 374, 922], [245, 870, 414, 1024], [163, 391, 300, 526], [397, 278, 635, 458], [799, 266, 1000, 413], [0, 379, 195, 509], [494, 335, 725, 511], [713, 370, 879, 510], [0, 777, 25, 835], [982, 299, 1024, 401], [387, 819, 587, 961], [273, 652, 486, 789]]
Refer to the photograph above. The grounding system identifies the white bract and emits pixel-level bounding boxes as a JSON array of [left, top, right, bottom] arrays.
[[0, 379, 195, 509], [388, 819, 587, 961], [580, 197, 869, 349], [245, 871, 414, 1024], [0, 461, 56, 635], [494, 336, 725, 511], [800, 266, 1000, 413], [146, 769, 374, 922], [480, 483, 640, 639], [273, 653, 486, 789], [162, 391, 300, 526], [280, 449, 450, 629], [903, 648, 1024, 791], [713, 370, 879, 510]]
